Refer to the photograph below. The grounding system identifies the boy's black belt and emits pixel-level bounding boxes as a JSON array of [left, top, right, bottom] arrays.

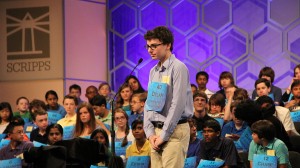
[[152, 119, 188, 129]]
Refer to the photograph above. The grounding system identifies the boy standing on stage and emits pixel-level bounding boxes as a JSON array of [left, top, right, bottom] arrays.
[[143, 26, 193, 168]]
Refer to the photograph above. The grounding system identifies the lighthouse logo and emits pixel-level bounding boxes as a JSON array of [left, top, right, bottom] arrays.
[[6, 6, 50, 60]]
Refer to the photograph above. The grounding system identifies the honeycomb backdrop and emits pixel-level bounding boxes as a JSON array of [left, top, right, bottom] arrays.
[[107, 0, 300, 93]]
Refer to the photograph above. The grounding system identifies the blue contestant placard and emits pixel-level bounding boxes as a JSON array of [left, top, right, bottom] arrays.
[[215, 118, 224, 127], [268, 93, 274, 101], [0, 158, 22, 168], [197, 131, 203, 140], [63, 125, 75, 140], [126, 156, 150, 168], [47, 111, 63, 124], [253, 154, 277, 168], [290, 110, 300, 122], [184, 156, 197, 168], [126, 111, 131, 116], [90, 165, 107, 168], [236, 127, 252, 151], [288, 93, 294, 102], [26, 133, 31, 139], [197, 159, 225, 168], [0, 139, 10, 149], [146, 82, 167, 112], [115, 141, 132, 156], [0, 134, 6, 141], [33, 141, 47, 147]]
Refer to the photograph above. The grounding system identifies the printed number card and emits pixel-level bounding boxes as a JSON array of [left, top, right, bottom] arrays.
[[0, 158, 22, 168], [146, 82, 167, 112], [290, 110, 300, 122], [253, 154, 277, 168], [47, 111, 63, 124], [184, 156, 197, 168], [63, 125, 75, 140], [197, 159, 225, 168], [115, 141, 132, 156], [126, 156, 150, 168]]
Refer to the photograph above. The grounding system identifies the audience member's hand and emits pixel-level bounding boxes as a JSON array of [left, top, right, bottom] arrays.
[[285, 100, 298, 109], [225, 86, 235, 100], [230, 134, 240, 141]]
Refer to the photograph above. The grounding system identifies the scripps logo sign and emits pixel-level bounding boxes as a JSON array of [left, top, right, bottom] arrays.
[[6, 6, 50, 72]]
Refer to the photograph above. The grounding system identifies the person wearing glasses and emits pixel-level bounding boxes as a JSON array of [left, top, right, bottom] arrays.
[[192, 91, 215, 132], [0, 120, 33, 166], [128, 92, 147, 126], [143, 26, 193, 168]]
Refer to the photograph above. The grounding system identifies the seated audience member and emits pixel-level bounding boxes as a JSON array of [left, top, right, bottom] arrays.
[[254, 79, 298, 136], [46, 123, 63, 145], [216, 71, 236, 99], [256, 96, 293, 150], [90, 128, 110, 166], [196, 71, 214, 99], [114, 108, 134, 146], [45, 90, 66, 116], [3, 116, 30, 141], [25, 99, 47, 133], [248, 120, 292, 168], [285, 79, 300, 112], [73, 103, 110, 138], [116, 83, 133, 112], [252, 66, 282, 106], [235, 99, 262, 127], [282, 64, 300, 103], [85, 85, 99, 104], [125, 75, 146, 94], [197, 119, 242, 167], [13, 96, 31, 123], [192, 91, 215, 131], [90, 95, 112, 127], [221, 102, 249, 140], [126, 119, 151, 158], [69, 84, 84, 105], [208, 93, 226, 119], [233, 88, 250, 102], [91, 128, 110, 149], [187, 118, 201, 158], [57, 95, 78, 128], [128, 92, 147, 126], [0, 102, 14, 134], [235, 98, 293, 150], [191, 84, 198, 95], [0, 120, 34, 167], [98, 82, 114, 108], [30, 110, 48, 144]]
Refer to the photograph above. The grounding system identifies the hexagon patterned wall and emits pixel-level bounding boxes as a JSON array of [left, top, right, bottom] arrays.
[[108, 0, 300, 93]]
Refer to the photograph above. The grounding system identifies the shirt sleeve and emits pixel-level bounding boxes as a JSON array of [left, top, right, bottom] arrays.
[[275, 142, 289, 164], [222, 139, 239, 166], [143, 68, 155, 139], [248, 140, 256, 161], [159, 63, 191, 141]]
